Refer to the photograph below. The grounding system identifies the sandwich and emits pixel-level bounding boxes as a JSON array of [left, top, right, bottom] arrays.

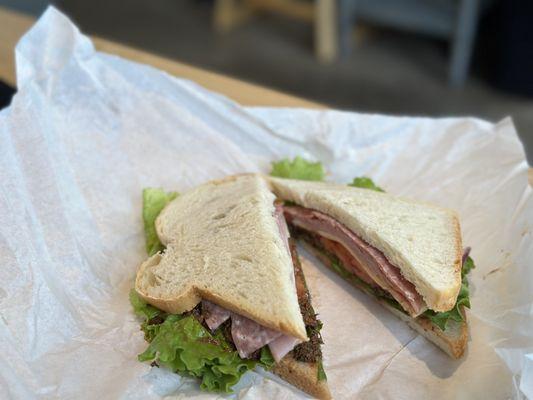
[[268, 158, 474, 358], [130, 174, 331, 399]]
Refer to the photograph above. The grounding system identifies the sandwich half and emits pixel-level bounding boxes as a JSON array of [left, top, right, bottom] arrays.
[[132, 174, 330, 399], [268, 176, 470, 358]]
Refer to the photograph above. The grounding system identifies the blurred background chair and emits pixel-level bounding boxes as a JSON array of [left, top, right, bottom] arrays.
[[213, 0, 488, 86], [337, 0, 487, 87], [213, 0, 338, 63]]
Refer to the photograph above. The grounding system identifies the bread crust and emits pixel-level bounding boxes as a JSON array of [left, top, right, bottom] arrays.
[[272, 354, 332, 400], [419, 209, 463, 312], [382, 301, 468, 358]]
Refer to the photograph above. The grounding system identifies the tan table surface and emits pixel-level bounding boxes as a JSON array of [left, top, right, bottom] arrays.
[[0, 6, 322, 109], [1, 6, 531, 185]]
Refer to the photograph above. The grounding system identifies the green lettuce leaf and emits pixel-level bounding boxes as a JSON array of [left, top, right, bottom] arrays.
[[270, 156, 325, 181], [349, 177, 384, 192], [317, 360, 327, 381], [138, 315, 273, 393], [462, 256, 475, 277], [141, 321, 163, 342], [143, 188, 178, 256], [259, 346, 275, 369], [129, 289, 167, 341], [423, 256, 476, 331], [129, 289, 163, 321]]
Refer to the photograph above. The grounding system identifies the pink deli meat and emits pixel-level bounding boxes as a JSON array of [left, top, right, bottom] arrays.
[[202, 300, 231, 330], [284, 205, 426, 316], [231, 314, 282, 358], [268, 334, 302, 362], [202, 301, 300, 361]]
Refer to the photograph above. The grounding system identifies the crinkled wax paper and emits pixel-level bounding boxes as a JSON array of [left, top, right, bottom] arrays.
[[1, 7, 532, 400]]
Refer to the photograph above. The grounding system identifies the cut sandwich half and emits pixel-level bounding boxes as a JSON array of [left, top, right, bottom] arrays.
[[133, 174, 331, 398], [267, 176, 471, 358]]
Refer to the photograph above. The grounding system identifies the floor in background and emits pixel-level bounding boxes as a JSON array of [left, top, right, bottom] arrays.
[[34, 1, 533, 162]]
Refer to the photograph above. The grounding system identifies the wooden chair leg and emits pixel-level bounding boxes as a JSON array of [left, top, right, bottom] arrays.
[[315, 0, 338, 63], [449, 0, 480, 87]]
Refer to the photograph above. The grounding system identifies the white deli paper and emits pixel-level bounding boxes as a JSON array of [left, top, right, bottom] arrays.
[[1, 7, 532, 400]]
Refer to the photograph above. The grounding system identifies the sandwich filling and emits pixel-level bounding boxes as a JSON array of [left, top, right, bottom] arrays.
[[202, 301, 300, 361], [283, 205, 427, 317]]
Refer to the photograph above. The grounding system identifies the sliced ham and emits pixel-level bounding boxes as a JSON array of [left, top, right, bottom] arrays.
[[268, 334, 302, 362], [284, 205, 426, 317], [230, 313, 283, 358], [203, 301, 301, 360], [320, 237, 375, 286], [202, 300, 231, 331]]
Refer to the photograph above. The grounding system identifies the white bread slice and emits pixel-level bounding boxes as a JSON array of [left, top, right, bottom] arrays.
[[302, 241, 467, 358], [268, 177, 462, 313], [382, 301, 467, 359], [272, 354, 332, 400], [135, 174, 307, 340]]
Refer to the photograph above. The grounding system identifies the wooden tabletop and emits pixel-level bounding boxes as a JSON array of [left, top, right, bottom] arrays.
[[1, 6, 531, 184], [0, 6, 321, 109]]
